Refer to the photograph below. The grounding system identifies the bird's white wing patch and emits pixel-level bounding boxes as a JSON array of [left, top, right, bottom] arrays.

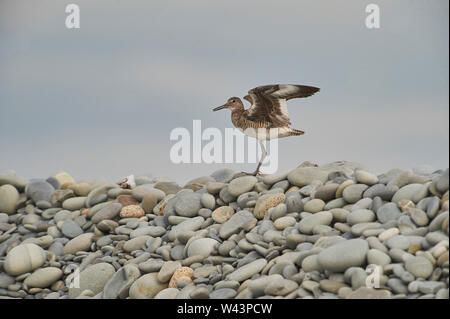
[[246, 92, 259, 114], [278, 98, 289, 118], [271, 85, 299, 98]]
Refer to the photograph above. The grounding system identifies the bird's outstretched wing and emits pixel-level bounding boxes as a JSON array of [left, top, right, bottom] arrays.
[[244, 84, 320, 127]]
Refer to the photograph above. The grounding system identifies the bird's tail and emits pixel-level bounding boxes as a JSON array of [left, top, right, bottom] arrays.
[[289, 128, 305, 136]]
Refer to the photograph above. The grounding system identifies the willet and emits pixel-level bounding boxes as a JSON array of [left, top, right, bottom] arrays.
[[213, 84, 320, 175]]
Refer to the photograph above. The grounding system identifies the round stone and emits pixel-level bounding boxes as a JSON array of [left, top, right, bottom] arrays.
[[129, 273, 168, 299], [175, 193, 202, 217], [342, 184, 369, 204], [0, 184, 19, 215], [132, 185, 165, 201], [22, 213, 40, 225], [314, 183, 339, 202], [61, 220, 83, 239], [0, 212, 8, 223], [142, 192, 159, 214], [91, 203, 122, 223], [120, 205, 145, 218], [392, 184, 429, 204], [155, 288, 180, 299], [116, 195, 139, 207], [226, 259, 268, 282], [154, 182, 182, 195], [210, 288, 237, 299], [168, 267, 194, 288], [367, 249, 391, 266], [228, 176, 258, 197], [201, 193, 216, 210], [68, 182, 92, 196], [248, 275, 282, 297], [336, 180, 355, 198], [435, 169, 449, 193], [298, 211, 332, 235], [168, 216, 204, 241], [408, 208, 429, 226], [378, 227, 400, 241], [4, 243, 47, 276], [158, 261, 182, 283], [274, 216, 296, 230], [304, 199, 325, 213], [63, 233, 94, 254], [62, 197, 86, 211], [265, 278, 298, 296], [0, 273, 15, 288], [346, 287, 391, 299], [206, 182, 227, 194], [212, 206, 234, 224], [53, 172, 75, 187], [363, 184, 398, 201], [123, 235, 151, 252], [219, 211, 257, 239], [319, 280, 348, 294], [254, 193, 286, 219], [25, 179, 55, 204], [346, 209, 375, 225], [190, 286, 210, 299], [355, 170, 379, 186], [130, 226, 165, 238], [405, 256, 433, 278], [68, 263, 116, 299], [97, 220, 118, 233], [103, 264, 141, 299], [211, 168, 235, 183], [187, 238, 219, 257], [376, 203, 401, 223], [317, 239, 369, 272], [262, 171, 289, 185], [287, 167, 329, 187], [23, 267, 63, 288], [0, 175, 29, 191]]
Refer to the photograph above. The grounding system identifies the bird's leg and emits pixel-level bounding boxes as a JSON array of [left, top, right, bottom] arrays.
[[251, 140, 267, 176]]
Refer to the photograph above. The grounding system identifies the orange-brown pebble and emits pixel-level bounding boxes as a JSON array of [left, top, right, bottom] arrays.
[[437, 251, 449, 266], [408, 243, 421, 254], [60, 182, 73, 190], [158, 202, 167, 216], [117, 195, 139, 207], [212, 206, 234, 223], [81, 208, 90, 215], [253, 193, 285, 219], [286, 186, 300, 194], [442, 216, 449, 233], [120, 205, 145, 218], [168, 267, 194, 288]]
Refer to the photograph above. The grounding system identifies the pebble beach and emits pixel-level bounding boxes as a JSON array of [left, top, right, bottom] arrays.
[[0, 161, 448, 299]]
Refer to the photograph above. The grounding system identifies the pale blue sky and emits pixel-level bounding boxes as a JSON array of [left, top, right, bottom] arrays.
[[0, 0, 448, 183]]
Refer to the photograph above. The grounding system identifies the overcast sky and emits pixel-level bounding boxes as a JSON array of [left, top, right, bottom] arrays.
[[0, 0, 448, 184]]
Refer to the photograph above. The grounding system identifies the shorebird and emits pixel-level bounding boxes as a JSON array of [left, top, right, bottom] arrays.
[[213, 84, 320, 175]]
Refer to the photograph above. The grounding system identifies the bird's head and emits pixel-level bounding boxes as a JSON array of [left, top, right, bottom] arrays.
[[213, 97, 243, 111]]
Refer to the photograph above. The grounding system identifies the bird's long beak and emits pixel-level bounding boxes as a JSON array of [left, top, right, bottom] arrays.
[[213, 104, 227, 111]]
